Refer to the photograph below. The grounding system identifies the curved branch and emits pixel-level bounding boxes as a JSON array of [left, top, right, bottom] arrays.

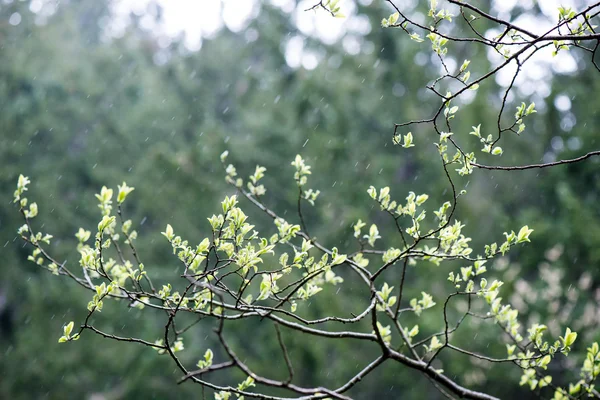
[[473, 150, 600, 171]]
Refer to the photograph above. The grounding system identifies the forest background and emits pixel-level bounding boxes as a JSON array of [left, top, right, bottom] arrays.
[[1, 0, 600, 399]]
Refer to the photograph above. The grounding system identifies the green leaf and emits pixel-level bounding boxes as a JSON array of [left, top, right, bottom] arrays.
[[402, 132, 415, 148], [409, 33, 424, 42], [365, 224, 381, 247], [117, 182, 135, 203], [196, 238, 211, 253], [517, 225, 533, 243], [469, 124, 481, 137], [425, 335, 442, 352], [562, 327, 577, 347], [64, 321, 74, 337], [367, 186, 377, 199], [331, 249, 347, 266], [162, 224, 175, 241], [98, 215, 116, 232], [220, 150, 229, 162], [408, 325, 419, 337], [506, 344, 516, 356]]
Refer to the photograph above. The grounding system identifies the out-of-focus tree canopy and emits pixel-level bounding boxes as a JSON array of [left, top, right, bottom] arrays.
[[1, 1, 600, 399]]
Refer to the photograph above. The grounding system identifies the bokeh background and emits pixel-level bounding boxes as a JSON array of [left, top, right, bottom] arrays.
[[1, 0, 600, 398]]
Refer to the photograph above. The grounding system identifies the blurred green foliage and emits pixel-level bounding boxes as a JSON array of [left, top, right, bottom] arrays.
[[1, 1, 600, 399]]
